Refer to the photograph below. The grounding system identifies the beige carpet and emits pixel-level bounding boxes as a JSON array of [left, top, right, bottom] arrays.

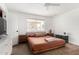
[[12, 43, 79, 55]]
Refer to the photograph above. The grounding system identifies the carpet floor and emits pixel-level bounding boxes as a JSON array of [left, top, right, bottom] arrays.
[[12, 43, 79, 55]]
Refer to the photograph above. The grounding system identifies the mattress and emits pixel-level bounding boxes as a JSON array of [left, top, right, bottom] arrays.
[[27, 36, 65, 54]]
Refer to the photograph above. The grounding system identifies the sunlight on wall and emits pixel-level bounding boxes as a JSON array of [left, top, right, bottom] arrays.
[[26, 19, 45, 32]]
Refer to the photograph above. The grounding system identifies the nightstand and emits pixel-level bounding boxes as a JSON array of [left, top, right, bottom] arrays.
[[55, 34, 68, 43], [19, 35, 27, 43]]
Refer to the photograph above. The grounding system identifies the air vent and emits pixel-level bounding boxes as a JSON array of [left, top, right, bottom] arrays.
[[45, 3, 60, 6]]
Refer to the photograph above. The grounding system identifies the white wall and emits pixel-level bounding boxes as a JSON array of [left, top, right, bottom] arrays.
[[52, 8, 79, 45], [45, 17, 53, 33]]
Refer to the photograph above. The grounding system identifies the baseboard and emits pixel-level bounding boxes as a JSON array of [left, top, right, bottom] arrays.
[[69, 41, 79, 46]]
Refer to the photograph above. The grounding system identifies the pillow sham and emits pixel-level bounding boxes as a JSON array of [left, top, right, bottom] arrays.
[[26, 32, 46, 37]]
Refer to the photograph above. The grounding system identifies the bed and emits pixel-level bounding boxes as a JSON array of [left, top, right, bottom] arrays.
[[27, 35, 65, 54]]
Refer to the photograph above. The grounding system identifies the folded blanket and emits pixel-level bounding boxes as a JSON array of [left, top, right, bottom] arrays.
[[45, 38, 56, 42]]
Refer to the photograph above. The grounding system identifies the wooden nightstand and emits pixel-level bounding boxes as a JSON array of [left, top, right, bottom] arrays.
[[19, 35, 27, 43]]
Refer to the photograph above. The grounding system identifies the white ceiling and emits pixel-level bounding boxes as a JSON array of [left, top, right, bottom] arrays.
[[6, 3, 79, 17]]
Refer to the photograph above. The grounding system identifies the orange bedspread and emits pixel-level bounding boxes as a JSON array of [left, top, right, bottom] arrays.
[[27, 36, 65, 54]]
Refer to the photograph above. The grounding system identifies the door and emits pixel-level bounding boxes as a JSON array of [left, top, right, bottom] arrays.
[[8, 12, 19, 46]]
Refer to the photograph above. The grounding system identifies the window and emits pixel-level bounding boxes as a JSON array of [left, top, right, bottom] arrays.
[[26, 19, 45, 32]]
